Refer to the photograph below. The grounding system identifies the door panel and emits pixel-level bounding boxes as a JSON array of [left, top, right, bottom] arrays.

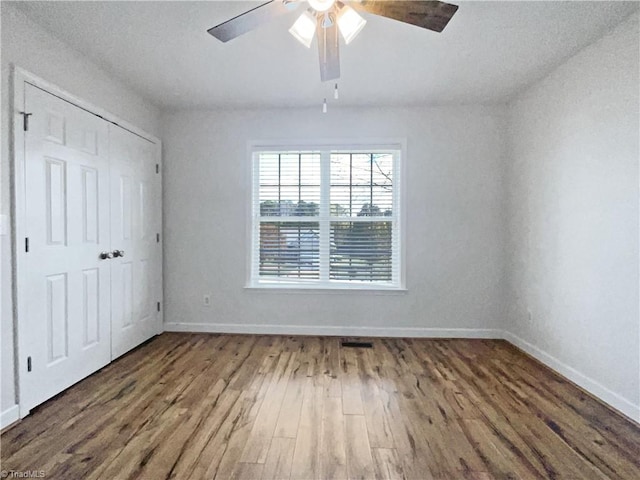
[[82, 168, 99, 243], [110, 125, 161, 359], [22, 84, 112, 411], [82, 268, 100, 347], [46, 273, 68, 363]]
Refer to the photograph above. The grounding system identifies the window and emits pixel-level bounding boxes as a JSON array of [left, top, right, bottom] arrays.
[[250, 145, 403, 290]]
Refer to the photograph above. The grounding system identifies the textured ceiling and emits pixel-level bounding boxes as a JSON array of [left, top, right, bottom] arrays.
[[9, 1, 639, 109]]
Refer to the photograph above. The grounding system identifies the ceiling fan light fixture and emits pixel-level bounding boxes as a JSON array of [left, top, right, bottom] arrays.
[[337, 5, 366, 44], [308, 0, 336, 13], [322, 12, 334, 28], [282, 0, 300, 10], [289, 11, 317, 48]]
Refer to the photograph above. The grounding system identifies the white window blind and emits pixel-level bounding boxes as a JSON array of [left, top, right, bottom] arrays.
[[250, 147, 402, 289]]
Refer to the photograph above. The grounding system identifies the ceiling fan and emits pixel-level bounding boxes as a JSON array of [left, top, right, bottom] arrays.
[[208, 0, 458, 82]]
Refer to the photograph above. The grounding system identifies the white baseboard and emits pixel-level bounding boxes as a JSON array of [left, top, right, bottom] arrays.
[[164, 322, 503, 339], [503, 331, 640, 423], [1, 405, 20, 430]]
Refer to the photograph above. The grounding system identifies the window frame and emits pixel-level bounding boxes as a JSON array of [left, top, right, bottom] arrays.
[[247, 140, 406, 292]]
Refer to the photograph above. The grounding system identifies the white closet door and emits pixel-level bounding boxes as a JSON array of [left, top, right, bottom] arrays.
[[22, 84, 112, 411], [109, 124, 162, 359]]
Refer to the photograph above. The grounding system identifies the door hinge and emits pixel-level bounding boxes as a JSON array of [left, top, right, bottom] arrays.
[[19, 111, 33, 132], [156, 233, 160, 243], [27, 356, 32, 372], [155, 164, 159, 174], [25, 237, 29, 253], [157, 301, 161, 312]]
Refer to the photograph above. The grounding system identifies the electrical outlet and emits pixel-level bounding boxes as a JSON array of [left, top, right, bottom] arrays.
[[203, 294, 211, 307]]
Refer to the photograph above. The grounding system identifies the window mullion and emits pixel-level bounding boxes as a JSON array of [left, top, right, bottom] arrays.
[[319, 150, 331, 282], [392, 151, 400, 286], [370, 153, 373, 211], [252, 153, 260, 283]]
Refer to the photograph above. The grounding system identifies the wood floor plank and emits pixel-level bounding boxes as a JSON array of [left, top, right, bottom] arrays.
[[1, 334, 195, 459], [459, 417, 542, 479], [290, 381, 324, 480], [95, 406, 191, 480], [2, 334, 639, 480], [341, 348, 364, 415], [360, 348, 395, 449], [367, 348, 436, 480], [261, 437, 295, 480], [187, 338, 280, 479], [2, 333, 184, 445], [215, 344, 287, 478], [512, 413, 610, 479], [494, 354, 640, 476], [94, 336, 257, 480], [372, 448, 405, 480], [322, 337, 343, 398], [230, 462, 264, 480], [8, 335, 222, 477], [240, 351, 297, 463], [134, 379, 239, 479], [169, 386, 242, 479], [186, 390, 248, 480], [345, 414, 375, 480], [304, 337, 324, 387], [418, 420, 487, 477], [320, 396, 347, 479], [273, 356, 306, 439]]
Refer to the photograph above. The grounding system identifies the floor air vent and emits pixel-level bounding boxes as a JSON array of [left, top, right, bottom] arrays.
[[341, 341, 373, 348]]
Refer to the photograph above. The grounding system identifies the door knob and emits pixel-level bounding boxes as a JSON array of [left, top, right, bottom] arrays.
[[99, 251, 113, 260], [113, 250, 125, 258]]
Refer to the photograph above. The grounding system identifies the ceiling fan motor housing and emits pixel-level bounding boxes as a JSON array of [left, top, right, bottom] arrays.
[[307, 0, 337, 13]]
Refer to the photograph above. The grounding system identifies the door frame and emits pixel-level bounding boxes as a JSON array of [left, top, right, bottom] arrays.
[[12, 66, 163, 418]]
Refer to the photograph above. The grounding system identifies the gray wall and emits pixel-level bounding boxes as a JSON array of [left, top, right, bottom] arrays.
[[0, 3, 160, 423], [161, 105, 508, 336], [505, 14, 640, 421]]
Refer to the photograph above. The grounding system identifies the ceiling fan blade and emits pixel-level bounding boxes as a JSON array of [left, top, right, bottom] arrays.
[[208, 0, 299, 42], [317, 17, 340, 82], [350, 0, 458, 33]]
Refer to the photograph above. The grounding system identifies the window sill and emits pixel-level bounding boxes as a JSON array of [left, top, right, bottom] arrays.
[[244, 284, 408, 295]]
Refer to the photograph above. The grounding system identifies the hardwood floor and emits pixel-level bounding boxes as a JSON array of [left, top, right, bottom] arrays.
[[1, 333, 639, 479]]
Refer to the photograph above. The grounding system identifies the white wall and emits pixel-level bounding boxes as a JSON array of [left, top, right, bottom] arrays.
[[505, 13, 640, 422], [0, 3, 161, 426], [162, 105, 508, 336]]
